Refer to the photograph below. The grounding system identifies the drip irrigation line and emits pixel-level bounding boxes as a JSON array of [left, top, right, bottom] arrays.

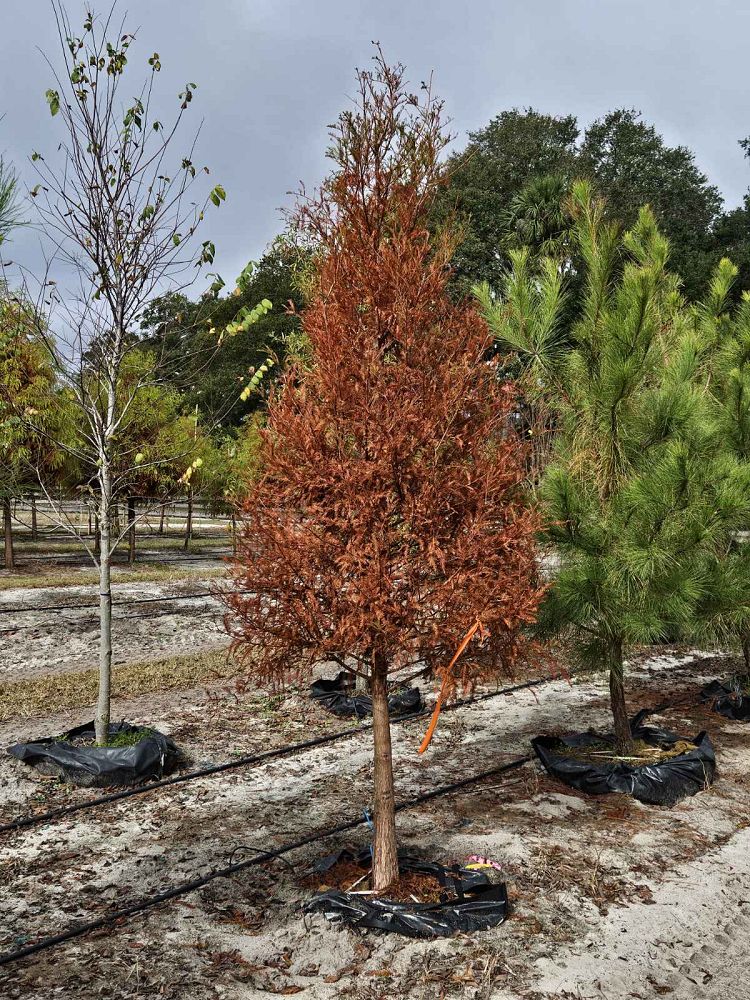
[[0, 588, 235, 616], [114, 608, 223, 623], [0, 675, 552, 835], [0, 755, 532, 969], [0, 609, 225, 631], [0, 725, 379, 835]]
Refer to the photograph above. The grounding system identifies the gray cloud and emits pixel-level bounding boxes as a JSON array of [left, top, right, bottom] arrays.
[[2, 0, 749, 289]]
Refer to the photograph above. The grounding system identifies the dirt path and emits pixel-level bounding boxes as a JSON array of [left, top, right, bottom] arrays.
[[0, 579, 228, 681], [2, 649, 749, 999]]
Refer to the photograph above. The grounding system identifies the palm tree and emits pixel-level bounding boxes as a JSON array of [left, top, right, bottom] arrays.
[[503, 173, 572, 259]]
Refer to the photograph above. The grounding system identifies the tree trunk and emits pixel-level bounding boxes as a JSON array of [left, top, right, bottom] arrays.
[[231, 512, 237, 557], [127, 495, 136, 566], [608, 641, 632, 754], [354, 668, 370, 695], [184, 489, 193, 551], [94, 515, 100, 556], [30, 493, 37, 541], [159, 502, 166, 535], [95, 491, 112, 746], [370, 656, 399, 891], [3, 497, 14, 571]]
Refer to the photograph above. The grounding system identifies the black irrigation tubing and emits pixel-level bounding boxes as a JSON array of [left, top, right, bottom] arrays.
[[101, 606, 231, 622], [0, 674, 552, 836], [0, 589, 247, 616], [0, 755, 532, 969], [0, 609, 225, 632]]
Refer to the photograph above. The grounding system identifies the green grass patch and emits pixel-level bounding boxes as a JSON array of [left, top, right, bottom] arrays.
[[98, 727, 154, 748], [0, 646, 239, 722]]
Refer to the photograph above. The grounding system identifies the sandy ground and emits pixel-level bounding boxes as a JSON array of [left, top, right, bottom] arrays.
[[2, 647, 750, 999], [0, 578, 228, 681], [535, 826, 750, 998]]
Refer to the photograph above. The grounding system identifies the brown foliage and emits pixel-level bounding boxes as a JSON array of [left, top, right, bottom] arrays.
[[225, 53, 543, 692]]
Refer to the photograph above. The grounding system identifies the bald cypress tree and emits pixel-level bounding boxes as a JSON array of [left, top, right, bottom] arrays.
[[479, 183, 749, 752], [227, 55, 542, 889]]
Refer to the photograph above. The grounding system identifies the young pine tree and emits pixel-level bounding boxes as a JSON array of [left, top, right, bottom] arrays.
[[226, 56, 542, 890], [692, 260, 750, 673], [479, 183, 749, 752]]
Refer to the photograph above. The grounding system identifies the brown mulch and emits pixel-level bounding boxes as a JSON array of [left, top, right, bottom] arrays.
[[304, 857, 446, 903]]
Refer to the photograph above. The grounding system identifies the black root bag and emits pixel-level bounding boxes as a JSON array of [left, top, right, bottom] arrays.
[[310, 672, 422, 719], [532, 717, 715, 807], [8, 722, 180, 788], [701, 679, 750, 721], [304, 850, 508, 938]]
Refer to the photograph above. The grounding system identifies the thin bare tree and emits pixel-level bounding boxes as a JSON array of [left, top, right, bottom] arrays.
[[9, 3, 235, 743]]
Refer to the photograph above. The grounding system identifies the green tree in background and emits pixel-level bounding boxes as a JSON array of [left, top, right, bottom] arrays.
[[479, 183, 750, 752], [436, 109, 579, 295], [140, 245, 302, 428], [579, 110, 722, 300], [711, 201, 750, 300], [97, 349, 184, 564], [0, 296, 60, 569], [153, 411, 220, 551], [201, 414, 265, 554], [707, 136, 750, 300], [502, 173, 574, 261], [443, 107, 725, 301]]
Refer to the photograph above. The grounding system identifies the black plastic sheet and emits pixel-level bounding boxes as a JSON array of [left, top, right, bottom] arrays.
[[304, 849, 508, 937], [310, 672, 422, 719], [7, 721, 180, 788], [701, 679, 750, 721], [531, 722, 715, 806]]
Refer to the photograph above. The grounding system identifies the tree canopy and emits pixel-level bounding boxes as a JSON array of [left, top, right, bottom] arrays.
[[442, 107, 729, 301], [139, 246, 302, 429], [435, 109, 579, 295], [479, 183, 750, 750]]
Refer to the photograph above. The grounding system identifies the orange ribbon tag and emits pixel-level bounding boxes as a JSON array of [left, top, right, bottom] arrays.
[[418, 620, 483, 754]]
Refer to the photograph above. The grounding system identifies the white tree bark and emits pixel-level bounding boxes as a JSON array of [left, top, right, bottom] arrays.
[[95, 506, 112, 745], [94, 352, 118, 745]]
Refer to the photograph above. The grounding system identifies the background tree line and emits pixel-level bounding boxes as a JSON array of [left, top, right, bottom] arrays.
[[140, 106, 750, 417], [437, 107, 749, 302], [4, 92, 750, 576], [6, 98, 748, 574]]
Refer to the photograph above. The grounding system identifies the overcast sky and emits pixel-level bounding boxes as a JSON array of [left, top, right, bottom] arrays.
[[2, 0, 749, 290]]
